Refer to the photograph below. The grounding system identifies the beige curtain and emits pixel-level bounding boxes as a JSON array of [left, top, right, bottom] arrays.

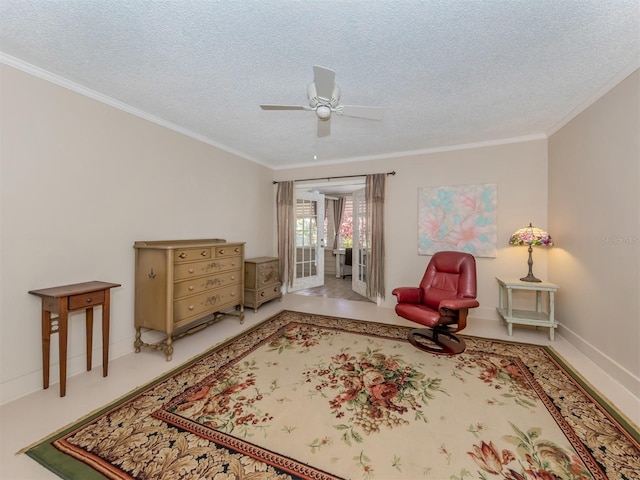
[[332, 197, 345, 249], [365, 174, 386, 299], [276, 181, 295, 288]]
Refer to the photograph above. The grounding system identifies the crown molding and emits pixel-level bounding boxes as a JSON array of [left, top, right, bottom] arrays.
[[274, 133, 548, 170], [0, 53, 266, 166]]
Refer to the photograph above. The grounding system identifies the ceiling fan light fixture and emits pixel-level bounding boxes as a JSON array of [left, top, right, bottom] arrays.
[[316, 106, 331, 120]]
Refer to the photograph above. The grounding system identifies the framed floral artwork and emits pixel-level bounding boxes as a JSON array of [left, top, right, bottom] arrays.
[[418, 183, 497, 257]]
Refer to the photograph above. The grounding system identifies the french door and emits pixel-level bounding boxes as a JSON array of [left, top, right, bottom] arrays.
[[290, 190, 325, 292], [352, 187, 373, 300]]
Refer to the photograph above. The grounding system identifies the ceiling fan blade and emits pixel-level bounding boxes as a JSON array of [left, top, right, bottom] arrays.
[[260, 104, 308, 110], [339, 105, 384, 121], [317, 118, 331, 137], [313, 66, 335, 99]]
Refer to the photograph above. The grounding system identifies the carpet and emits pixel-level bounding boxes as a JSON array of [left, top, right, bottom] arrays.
[[25, 310, 639, 480]]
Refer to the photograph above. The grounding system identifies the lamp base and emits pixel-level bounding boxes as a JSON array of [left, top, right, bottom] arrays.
[[520, 273, 542, 282], [520, 245, 542, 282]]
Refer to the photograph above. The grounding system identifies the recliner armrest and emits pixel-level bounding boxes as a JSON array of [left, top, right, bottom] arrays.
[[439, 298, 480, 312], [391, 287, 422, 304]]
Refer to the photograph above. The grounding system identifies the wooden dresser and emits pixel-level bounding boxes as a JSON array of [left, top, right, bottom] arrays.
[[244, 257, 282, 312], [133, 239, 244, 361]]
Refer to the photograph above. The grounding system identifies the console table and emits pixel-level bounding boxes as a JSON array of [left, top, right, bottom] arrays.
[[29, 281, 121, 397], [496, 277, 559, 340]]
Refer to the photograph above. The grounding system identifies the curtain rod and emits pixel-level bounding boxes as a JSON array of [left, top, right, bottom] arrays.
[[272, 171, 395, 184]]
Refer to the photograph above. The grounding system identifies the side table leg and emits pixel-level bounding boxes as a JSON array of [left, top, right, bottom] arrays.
[[549, 290, 556, 342], [41, 308, 51, 390], [58, 299, 69, 397], [102, 289, 111, 377], [86, 307, 94, 371]]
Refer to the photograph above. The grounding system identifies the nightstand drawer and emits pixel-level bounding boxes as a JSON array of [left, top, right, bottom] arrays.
[[256, 283, 282, 301], [69, 290, 105, 310], [257, 261, 279, 287]]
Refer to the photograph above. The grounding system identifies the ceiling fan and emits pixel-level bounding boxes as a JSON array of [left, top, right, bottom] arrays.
[[260, 66, 384, 137]]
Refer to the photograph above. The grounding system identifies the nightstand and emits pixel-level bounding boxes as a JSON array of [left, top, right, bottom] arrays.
[[244, 257, 282, 312], [496, 277, 559, 340]]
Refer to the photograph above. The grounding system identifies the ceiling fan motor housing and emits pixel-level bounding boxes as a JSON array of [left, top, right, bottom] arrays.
[[307, 82, 340, 109]]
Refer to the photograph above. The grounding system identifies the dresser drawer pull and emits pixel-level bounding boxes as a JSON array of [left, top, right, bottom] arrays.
[[260, 292, 265, 297], [86, 297, 92, 303], [234, 247, 240, 253], [230, 292, 235, 296], [188, 268, 194, 274], [188, 305, 195, 311], [188, 285, 194, 291], [230, 276, 235, 281], [231, 261, 236, 267], [200, 250, 207, 256], [218, 249, 225, 255], [179, 253, 187, 259], [273, 287, 279, 292]]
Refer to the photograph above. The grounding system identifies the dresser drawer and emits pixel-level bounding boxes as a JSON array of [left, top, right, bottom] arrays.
[[174, 271, 241, 298], [173, 247, 211, 263], [214, 245, 243, 258], [174, 257, 242, 281], [69, 290, 105, 310], [173, 284, 242, 323]]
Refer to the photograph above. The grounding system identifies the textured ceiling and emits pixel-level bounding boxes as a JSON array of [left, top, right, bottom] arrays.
[[1, 1, 639, 168]]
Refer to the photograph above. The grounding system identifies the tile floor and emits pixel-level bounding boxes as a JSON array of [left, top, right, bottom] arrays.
[[293, 274, 372, 302], [1, 293, 638, 479]]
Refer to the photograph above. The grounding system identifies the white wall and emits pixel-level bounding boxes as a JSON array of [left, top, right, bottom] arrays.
[[4, 59, 636, 405], [274, 138, 550, 316], [0, 65, 275, 403], [548, 69, 639, 394]]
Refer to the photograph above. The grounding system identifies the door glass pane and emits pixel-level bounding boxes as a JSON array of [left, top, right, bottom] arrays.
[[356, 191, 367, 283], [296, 198, 318, 279]]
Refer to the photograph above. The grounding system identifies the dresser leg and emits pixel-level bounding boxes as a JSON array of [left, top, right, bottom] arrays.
[[165, 338, 173, 362], [134, 327, 142, 353]]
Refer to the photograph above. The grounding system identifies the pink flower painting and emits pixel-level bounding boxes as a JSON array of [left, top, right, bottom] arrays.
[[418, 184, 497, 257]]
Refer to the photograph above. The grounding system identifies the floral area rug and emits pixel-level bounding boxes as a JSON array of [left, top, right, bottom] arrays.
[[26, 310, 639, 480]]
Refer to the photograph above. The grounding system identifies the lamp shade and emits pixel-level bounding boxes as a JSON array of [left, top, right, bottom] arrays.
[[509, 223, 553, 247]]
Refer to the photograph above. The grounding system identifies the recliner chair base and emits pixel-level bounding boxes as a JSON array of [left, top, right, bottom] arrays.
[[408, 328, 466, 355]]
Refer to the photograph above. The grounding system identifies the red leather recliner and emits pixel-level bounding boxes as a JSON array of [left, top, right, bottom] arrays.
[[392, 251, 479, 354]]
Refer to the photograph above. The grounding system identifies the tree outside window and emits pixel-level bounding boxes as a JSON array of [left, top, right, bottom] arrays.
[[339, 216, 353, 247]]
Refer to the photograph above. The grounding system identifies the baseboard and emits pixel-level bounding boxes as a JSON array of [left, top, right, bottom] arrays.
[[0, 334, 138, 405], [470, 305, 499, 321], [558, 323, 640, 398]]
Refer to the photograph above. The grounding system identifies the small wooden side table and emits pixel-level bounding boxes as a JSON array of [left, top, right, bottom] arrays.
[[496, 277, 559, 340], [29, 281, 120, 397]]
